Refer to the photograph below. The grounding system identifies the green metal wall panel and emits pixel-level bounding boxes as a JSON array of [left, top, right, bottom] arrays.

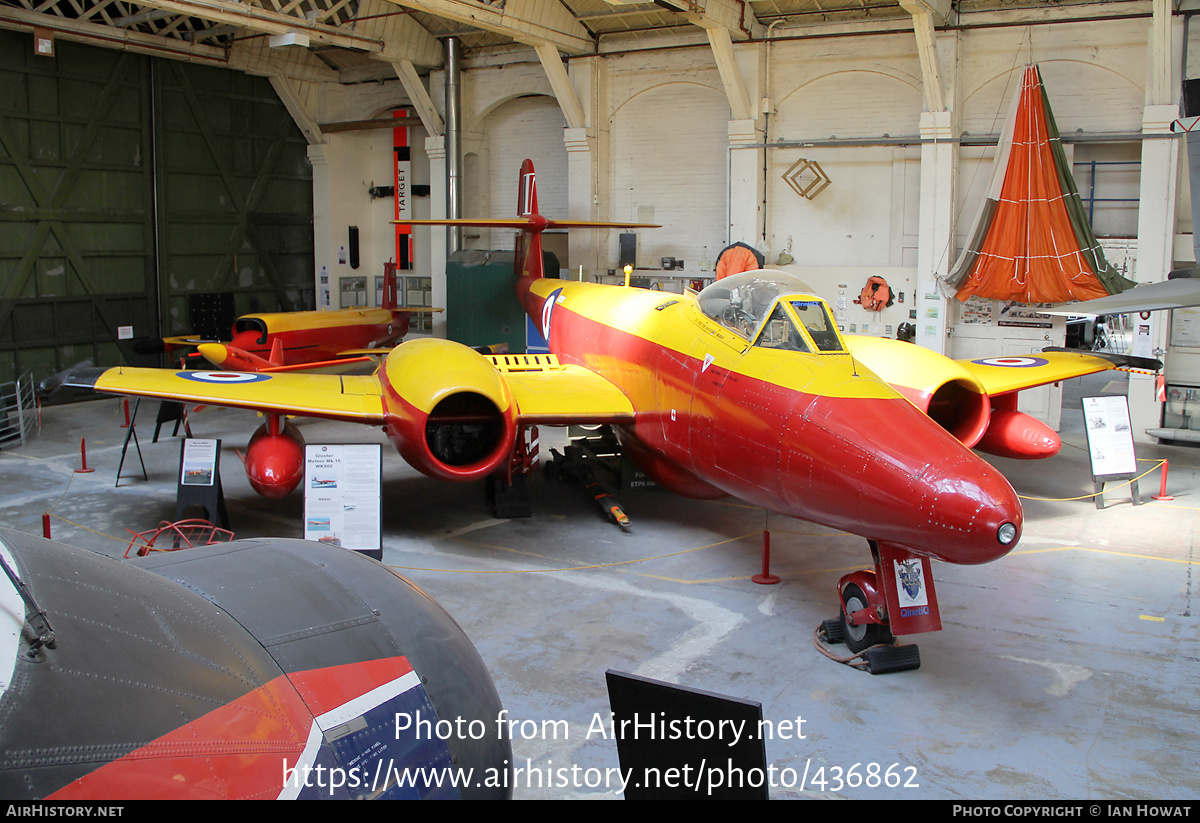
[[155, 62, 314, 337], [0, 30, 314, 385], [0, 30, 155, 384]]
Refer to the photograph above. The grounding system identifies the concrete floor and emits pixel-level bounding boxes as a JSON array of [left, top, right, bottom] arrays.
[[0, 371, 1197, 800]]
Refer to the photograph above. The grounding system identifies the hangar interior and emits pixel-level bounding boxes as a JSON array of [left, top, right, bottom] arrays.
[[0, 0, 1198, 801]]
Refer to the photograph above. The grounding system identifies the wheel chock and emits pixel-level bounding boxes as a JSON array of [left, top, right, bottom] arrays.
[[863, 643, 921, 675], [820, 618, 845, 645]]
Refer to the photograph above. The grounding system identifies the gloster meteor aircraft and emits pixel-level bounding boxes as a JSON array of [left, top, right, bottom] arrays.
[[0, 529, 509, 799], [149, 265, 437, 373], [65, 160, 1154, 656]]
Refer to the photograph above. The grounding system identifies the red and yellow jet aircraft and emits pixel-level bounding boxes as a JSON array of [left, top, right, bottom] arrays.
[[155, 264, 437, 373], [66, 160, 1154, 658]]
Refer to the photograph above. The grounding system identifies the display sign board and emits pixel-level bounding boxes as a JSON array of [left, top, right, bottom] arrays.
[[1082, 396, 1137, 478], [1170, 307, 1200, 348], [304, 444, 383, 558], [180, 438, 218, 486], [175, 438, 228, 528], [605, 670, 767, 799]]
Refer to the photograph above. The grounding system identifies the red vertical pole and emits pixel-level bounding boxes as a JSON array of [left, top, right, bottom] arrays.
[[42, 512, 51, 539], [393, 108, 413, 276], [1153, 460, 1174, 501], [75, 438, 95, 473], [753, 529, 780, 584]]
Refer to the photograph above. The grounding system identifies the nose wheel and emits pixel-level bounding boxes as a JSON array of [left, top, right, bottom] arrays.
[[814, 541, 939, 674], [839, 581, 894, 653]]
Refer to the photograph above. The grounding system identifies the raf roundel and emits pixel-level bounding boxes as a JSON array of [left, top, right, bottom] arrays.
[[177, 371, 273, 384], [971, 357, 1050, 368], [541, 287, 564, 340]]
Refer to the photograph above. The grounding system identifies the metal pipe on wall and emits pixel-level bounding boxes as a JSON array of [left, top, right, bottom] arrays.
[[445, 36, 462, 255]]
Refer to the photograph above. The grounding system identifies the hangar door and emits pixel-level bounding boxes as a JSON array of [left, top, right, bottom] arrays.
[[0, 30, 313, 386]]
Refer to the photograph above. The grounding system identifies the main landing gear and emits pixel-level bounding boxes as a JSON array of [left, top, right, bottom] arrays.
[[815, 540, 939, 674]]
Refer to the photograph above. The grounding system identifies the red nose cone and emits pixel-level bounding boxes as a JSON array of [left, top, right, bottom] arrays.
[[795, 392, 1023, 565]]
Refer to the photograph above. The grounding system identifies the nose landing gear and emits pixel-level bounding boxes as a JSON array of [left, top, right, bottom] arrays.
[[815, 541, 940, 674]]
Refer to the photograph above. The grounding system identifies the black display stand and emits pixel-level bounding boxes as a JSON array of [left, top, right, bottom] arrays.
[[1082, 396, 1141, 510], [175, 439, 229, 529], [153, 400, 192, 443], [115, 398, 147, 486], [606, 670, 768, 799]]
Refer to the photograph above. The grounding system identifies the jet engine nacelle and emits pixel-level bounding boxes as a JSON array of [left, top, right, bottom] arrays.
[[380, 338, 518, 482], [244, 419, 305, 497], [847, 336, 992, 449]]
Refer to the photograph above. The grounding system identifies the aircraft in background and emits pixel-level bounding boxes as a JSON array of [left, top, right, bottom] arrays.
[[65, 161, 1157, 667], [0, 529, 509, 799], [1040, 269, 1200, 317], [141, 264, 439, 373]]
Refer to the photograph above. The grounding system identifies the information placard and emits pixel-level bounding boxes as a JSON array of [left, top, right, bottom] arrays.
[[304, 444, 382, 557], [180, 439, 218, 486], [1082, 396, 1137, 478]]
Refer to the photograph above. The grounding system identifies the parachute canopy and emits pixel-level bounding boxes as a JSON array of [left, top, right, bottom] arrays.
[[943, 65, 1134, 303]]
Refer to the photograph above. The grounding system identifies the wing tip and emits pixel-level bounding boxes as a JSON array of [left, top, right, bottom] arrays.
[[1041, 346, 1162, 371]]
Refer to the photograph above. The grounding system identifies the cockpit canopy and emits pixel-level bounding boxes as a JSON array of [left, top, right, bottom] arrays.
[[696, 269, 845, 353]]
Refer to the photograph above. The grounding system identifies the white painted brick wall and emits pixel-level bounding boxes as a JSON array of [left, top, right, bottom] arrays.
[[474, 95, 568, 250], [610, 81, 729, 269], [308, 15, 1163, 308]]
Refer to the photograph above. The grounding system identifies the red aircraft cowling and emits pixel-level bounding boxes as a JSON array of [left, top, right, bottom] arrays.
[[244, 419, 305, 497], [379, 338, 519, 482]]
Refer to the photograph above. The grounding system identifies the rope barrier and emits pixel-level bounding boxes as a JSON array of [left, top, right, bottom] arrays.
[[1018, 459, 1166, 502]]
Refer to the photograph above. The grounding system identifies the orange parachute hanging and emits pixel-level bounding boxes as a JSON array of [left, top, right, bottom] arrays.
[[943, 65, 1133, 303]]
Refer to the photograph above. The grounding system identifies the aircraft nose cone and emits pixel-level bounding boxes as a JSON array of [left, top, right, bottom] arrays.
[[794, 391, 1022, 565], [197, 343, 230, 369], [905, 447, 1023, 564]]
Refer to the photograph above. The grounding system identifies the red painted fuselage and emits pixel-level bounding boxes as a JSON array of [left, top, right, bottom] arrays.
[[516, 271, 1022, 568]]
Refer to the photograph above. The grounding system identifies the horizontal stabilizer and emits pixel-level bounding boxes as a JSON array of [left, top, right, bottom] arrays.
[[399, 217, 659, 231]]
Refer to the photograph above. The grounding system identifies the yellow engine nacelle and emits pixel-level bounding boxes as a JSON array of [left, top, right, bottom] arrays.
[[846, 336, 992, 449], [379, 339, 519, 482]]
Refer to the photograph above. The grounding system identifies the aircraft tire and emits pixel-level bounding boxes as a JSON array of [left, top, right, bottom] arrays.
[[841, 582, 894, 653]]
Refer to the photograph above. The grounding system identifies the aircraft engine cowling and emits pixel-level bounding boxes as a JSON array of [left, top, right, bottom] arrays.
[[847, 336, 992, 449], [380, 338, 518, 482], [244, 419, 305, 497]]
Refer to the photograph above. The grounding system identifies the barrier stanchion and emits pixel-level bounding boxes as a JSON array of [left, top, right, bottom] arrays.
[[1152, 460, 1174, 501], [752, 529, 780, 584], [74, 438, 95, 474]]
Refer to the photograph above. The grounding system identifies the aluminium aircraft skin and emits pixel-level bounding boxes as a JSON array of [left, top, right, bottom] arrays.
[[0, 530, 510, 800], [63, 160, 1143, 645]]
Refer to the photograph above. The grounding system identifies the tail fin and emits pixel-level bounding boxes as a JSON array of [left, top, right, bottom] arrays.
[[518, 158, 538, 217], [515, 159, 543, 281], [395, 158, 658, 283]]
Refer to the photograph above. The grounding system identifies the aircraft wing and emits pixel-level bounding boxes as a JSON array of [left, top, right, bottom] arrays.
[[1039, 276, 1200, 316], [63, 366, 385, 424], [62, 354, 634, 428], [487, 354, 635, 425], [957, 349, 1160, 397]]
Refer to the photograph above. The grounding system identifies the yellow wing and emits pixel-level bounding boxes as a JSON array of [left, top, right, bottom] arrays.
[[487, 354, 635, 424], [64, 366, 385, 424], [63, 353, 635, 428], [956, 349, 1159, 397]]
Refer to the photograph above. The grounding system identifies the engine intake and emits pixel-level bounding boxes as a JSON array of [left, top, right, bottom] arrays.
[[381, 339, 518, 481]]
